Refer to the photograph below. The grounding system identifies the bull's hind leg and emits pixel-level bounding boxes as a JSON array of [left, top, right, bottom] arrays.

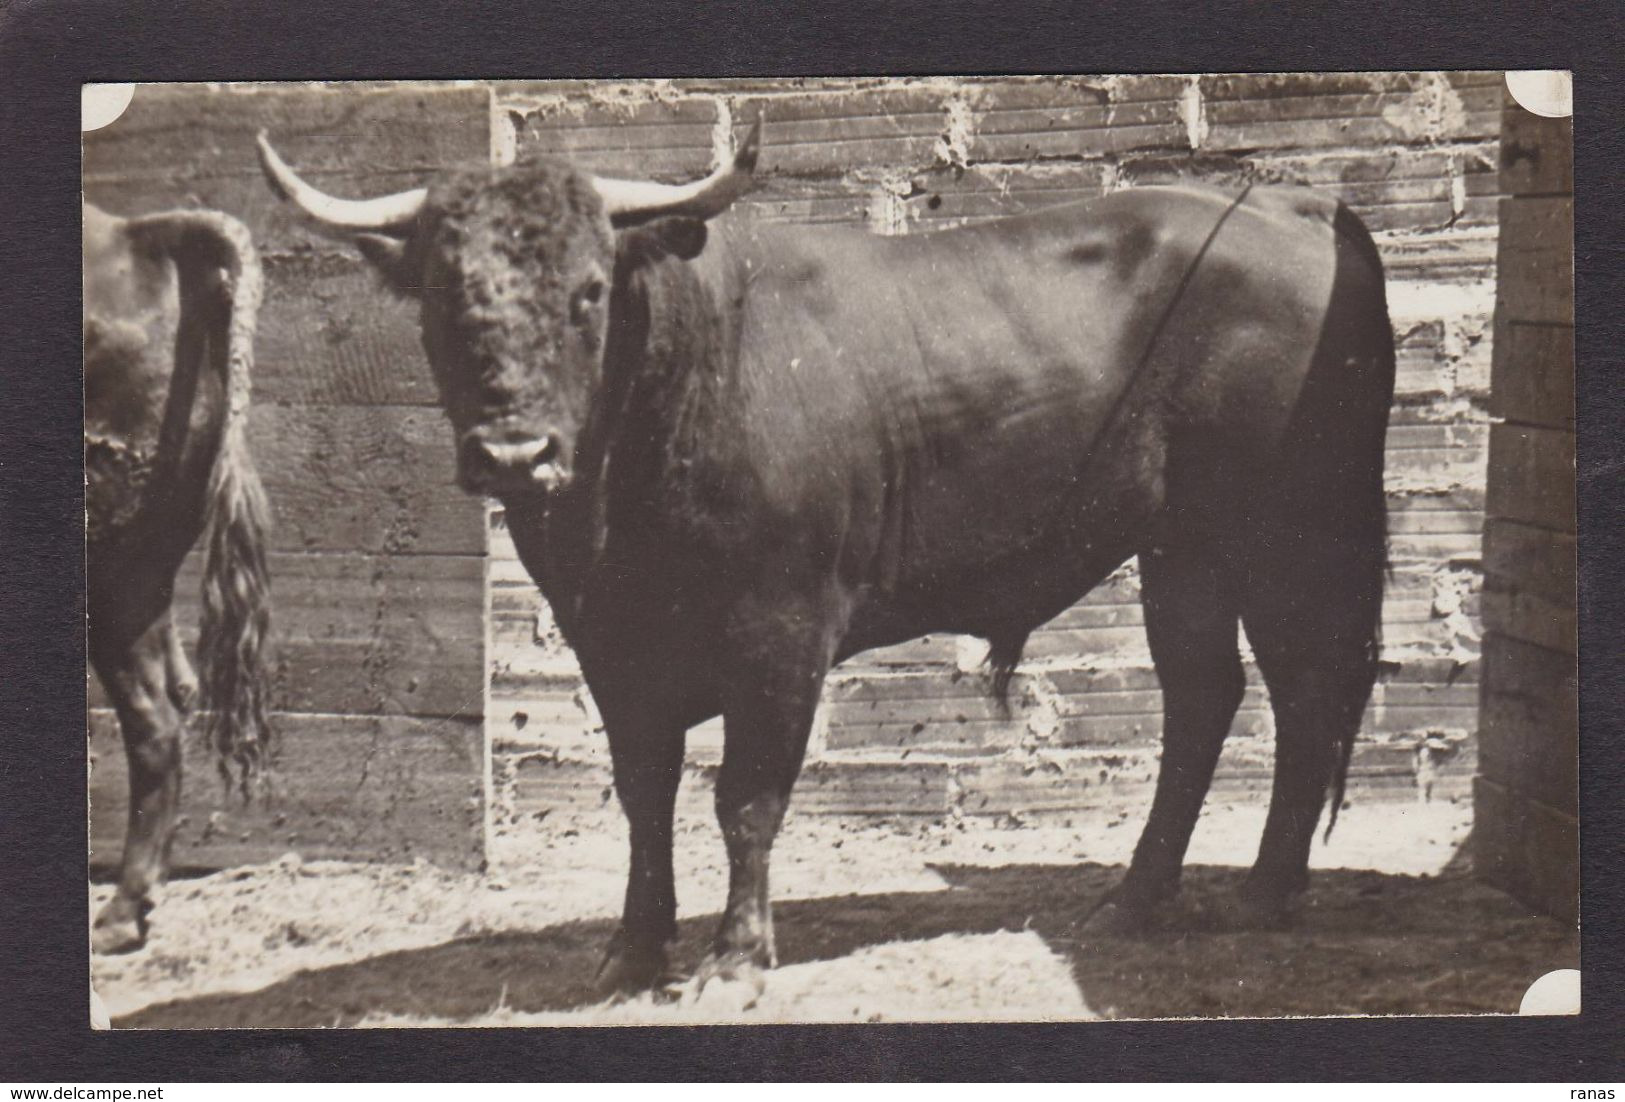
[[595, 709, 688, 997], [1087, 539, 1244, 934], [1238, 531, 1380, 919], [91, 612, 187, 954]]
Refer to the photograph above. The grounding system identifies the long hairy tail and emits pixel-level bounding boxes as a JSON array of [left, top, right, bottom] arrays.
[[199, 215, 274, 797], [200, 413, 274, 798], [138, 211, 276, 797]]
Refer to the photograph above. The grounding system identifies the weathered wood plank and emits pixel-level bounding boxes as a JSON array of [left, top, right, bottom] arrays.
[[90, 712, 485, 872], [1483, 518, 1576, 611], [251, 257, 439, 407], [1485, 424, 1576, 534], [1496, 195, 1574, 325], [507, 91, 720, 177], [1491, 316, 1574, 429], [792, 760, 954, 816], [248, 404, 477, 556], [1481, 579, 1577, 659], [1203, 82, 1502, 126], [1205, 113, 1501, 155], [965, 75, 1189, 109], [1377, 232, 1497, 282], [1473, 775, 1578, 924], [1477, 632, 1577, 811], [1200, 71, 1499, 101], [967, 91, 1186, 161], [822, 711, 1178, 754]]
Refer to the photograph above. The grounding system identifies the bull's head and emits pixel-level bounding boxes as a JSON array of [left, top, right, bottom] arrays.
[[256, 121, 760, 501]]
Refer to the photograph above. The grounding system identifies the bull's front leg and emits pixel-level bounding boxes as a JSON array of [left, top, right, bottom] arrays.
[[595, 707, 688, 998], [690, 594, 838, 1009]]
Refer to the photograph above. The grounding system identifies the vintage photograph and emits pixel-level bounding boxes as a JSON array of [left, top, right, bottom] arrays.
[[84, 73, 1577, 1026]]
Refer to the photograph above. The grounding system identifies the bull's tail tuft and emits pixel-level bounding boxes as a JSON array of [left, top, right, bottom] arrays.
[[199, 425, 274, 799]]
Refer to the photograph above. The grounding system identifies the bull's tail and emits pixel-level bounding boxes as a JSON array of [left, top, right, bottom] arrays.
[[1322, 200, 1396, 843], [197, 215, 274, 798], [136, 211, 275, 797]]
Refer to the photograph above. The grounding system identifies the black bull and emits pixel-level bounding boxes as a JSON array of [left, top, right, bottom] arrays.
[[260, 122, 1394, 998], [84, 204, 274, 953]]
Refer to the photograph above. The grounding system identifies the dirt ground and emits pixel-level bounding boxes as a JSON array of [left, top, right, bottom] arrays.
[[91, 796, 1578, 1027]]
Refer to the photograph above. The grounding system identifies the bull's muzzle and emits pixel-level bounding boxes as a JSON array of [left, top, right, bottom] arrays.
[[458, 430, 567, 496]]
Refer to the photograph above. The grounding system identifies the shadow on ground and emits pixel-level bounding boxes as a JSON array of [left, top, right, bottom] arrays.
[[118, 861, 1576, 1027]]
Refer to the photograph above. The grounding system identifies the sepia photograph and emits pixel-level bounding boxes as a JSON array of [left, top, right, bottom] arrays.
[[82, 73, 1578, 1028]]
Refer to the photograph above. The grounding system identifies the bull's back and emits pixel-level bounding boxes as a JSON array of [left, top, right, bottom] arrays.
[[717, 185, 1381, 521]]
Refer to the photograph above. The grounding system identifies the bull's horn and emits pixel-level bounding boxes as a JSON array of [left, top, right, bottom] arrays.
[[591, 116, 761, 227], [255, 131, 426, 232]]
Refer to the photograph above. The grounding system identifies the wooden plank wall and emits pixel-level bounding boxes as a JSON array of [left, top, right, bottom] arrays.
[[469, 74, 1503, 824], [85, 85, 490, 871], [1473, 92, 1577, 921]]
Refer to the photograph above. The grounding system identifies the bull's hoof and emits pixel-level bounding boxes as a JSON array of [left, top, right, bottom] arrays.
[[91, 896, 149, 955], [594, 932, 678, 1000], [679, 951, 767, 1015]]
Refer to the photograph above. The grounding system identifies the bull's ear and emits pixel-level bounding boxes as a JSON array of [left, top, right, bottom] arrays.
[[648, 217, 708, 260], [355, 233, 417, 294]]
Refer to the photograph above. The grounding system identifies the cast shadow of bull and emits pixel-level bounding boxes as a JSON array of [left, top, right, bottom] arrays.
[[116, 852, 1573, 1027]]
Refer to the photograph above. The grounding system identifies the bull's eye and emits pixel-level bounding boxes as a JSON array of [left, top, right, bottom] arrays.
[[571, 278, 606, 326]]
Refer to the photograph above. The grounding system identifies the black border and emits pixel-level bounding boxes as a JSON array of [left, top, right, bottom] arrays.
[[2, 0, 1620, 1082]]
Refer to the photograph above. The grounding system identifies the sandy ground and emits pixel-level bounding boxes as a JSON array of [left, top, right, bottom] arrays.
[[91, 795, 1578, 1027]]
